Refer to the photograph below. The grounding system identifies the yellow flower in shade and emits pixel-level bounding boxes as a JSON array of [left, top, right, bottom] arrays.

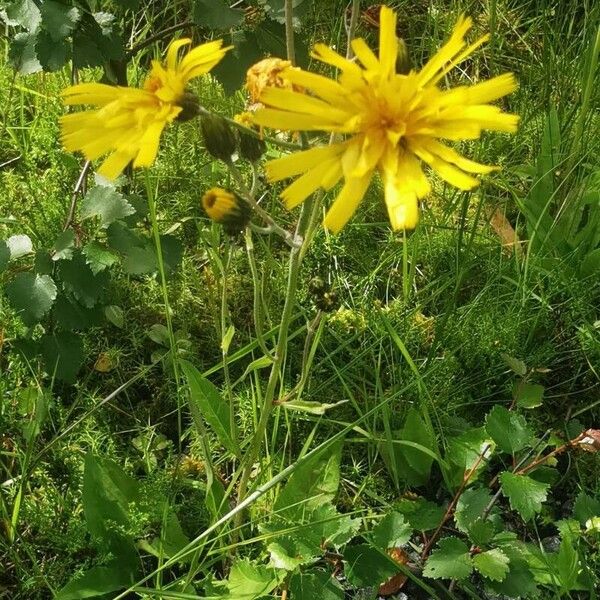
[[245, 57, 299, 104], [252, 7, 519, 232], [60, 39, 230, 180]]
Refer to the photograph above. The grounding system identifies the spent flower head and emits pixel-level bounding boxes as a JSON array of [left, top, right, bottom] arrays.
[[245, 57, 300, 104], [60, 39, 230, 180], [252, 7, 519, 233]]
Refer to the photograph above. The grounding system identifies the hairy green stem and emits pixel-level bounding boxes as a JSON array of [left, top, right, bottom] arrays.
[[233, 197, 315, 533]]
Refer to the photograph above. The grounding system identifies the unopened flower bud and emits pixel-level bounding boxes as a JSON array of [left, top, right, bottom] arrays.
[[234, 111, 266, 162], [200, 114, 237, 162], [176, 90, 201, 122], [202, 187, 250, 235]]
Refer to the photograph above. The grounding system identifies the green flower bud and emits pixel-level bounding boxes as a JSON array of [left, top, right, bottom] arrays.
[[176, 90, 201, 122], [200, 114, 237, 162], [238, 131, 266, 163]]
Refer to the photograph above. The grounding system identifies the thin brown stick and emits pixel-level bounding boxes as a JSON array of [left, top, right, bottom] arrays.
[[421, 444, 491, 560], [63, 161, 91, 232]]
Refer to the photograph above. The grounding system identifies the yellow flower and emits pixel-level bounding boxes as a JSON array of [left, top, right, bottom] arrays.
[[60, 39, 230, 180], [245, 57, 299, 104], [252, 7, 519, 232]]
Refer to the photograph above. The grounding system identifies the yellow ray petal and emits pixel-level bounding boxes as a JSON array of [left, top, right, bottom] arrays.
[[446, 106, 520, 132], [97, 149, 136, 180], [311, 43, 364, 79], [281, 158, 341, 209], [385, 187, 419, 230], [417, 15, 472, 86], [378, 6, 398, 78], [352, 132, 386, 177], [416, 138, 498, 173], [265, 143, 347, 181], [281, 68, 348, 104], [429, 34, 490, 86], [167, 38, 191, 72], [252, 108, 344, 132], [323, 172, 373, 233], [259, 88, 350, 122], [351, 38, 379, 71], [439, 73, 518, 107], [133, 119, 169, 167], [413, 143, 479, 190]]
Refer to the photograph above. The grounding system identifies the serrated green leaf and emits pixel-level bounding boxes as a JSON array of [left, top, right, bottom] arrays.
[[263, 0, 313, 28], [499, 472, 549, 521], [123, 245, 156, 275], [267, 534, 316, 570], [466, 519, 496, 546], [4, 0, 41, 31], [371, 511, 412, 550], [104, 305, 124, 328], [289, 571, 344, 600], [7, 234, 33, 258], [40, 0, 80, 41], [343, 544, 398, 588], [72, 12, 124, 68], [212, 30, 263, 94], [60, 252, 108, 307], [396, 497, 445, 531], [193, 0, 243, 30], [6, 272, 57, 325], [556, 535, 579, 590], [41, 331, 85, 383], [423, 537, 473, 580], [81, 186, 135, 228], [573, 491, 600, 525], [53, 294, 103, 331], [515, 382, 545, 409], [455, 488, 492, 533], [8, 31, 42, 73], [107, 222, 144, 253], [487, 550, 538, 598], [36, 29, 70, 71], [180, 359, 239, 456], [446, 426, 494, 487], [225, 560, 280, 599], [52, 229, 75, 261], [501, 353, 527, 376], [473, 548, 510, 582], [486, 405, 533, 454], [83, 241, 118, 274]]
